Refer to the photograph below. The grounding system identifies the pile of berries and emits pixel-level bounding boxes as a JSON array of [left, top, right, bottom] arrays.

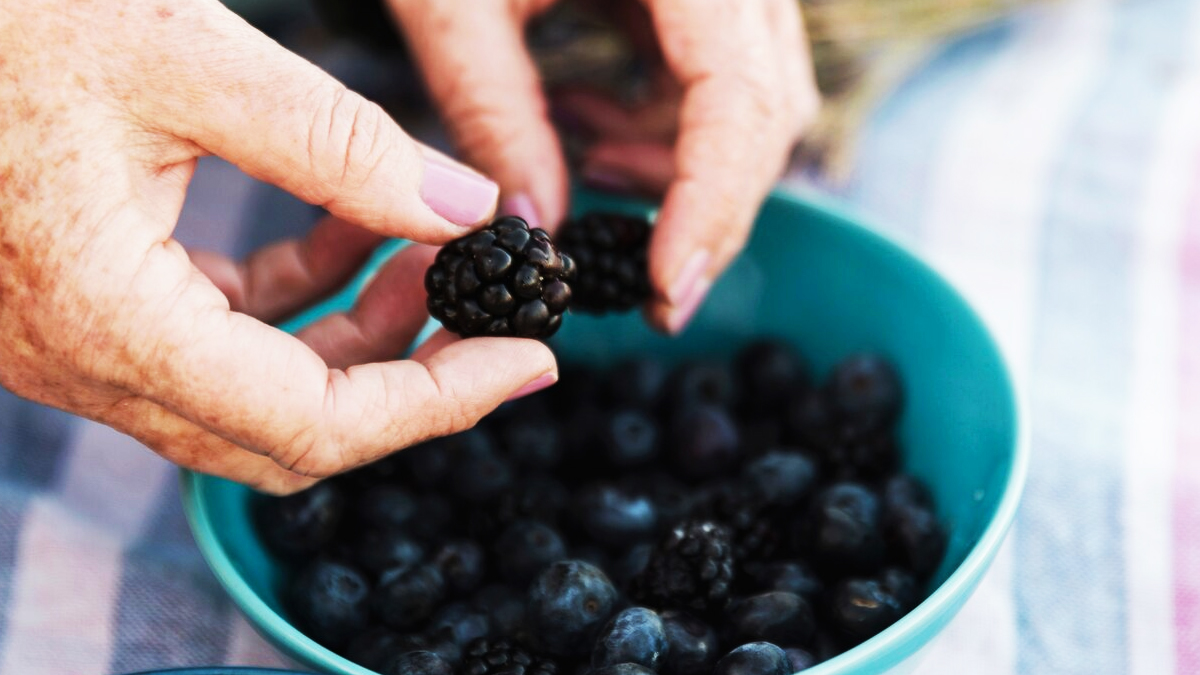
[[256, 343, 946, 675]]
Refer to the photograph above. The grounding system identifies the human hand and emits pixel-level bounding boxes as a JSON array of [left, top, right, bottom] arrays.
[[0, 0, 558, 494], [387, 0, 819, 333]]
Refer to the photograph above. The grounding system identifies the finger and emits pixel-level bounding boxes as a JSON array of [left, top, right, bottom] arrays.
[[188, 216, 383, 323], [389, 0, 569, 230], [552, 89, 679, 142], [295, 244, 438, 369], [581, 141, 675, 194], [639, 0, 797, 334], [132, 2, 498, 242], [767, 0, 821, 136], [408, 329, 460, 363]]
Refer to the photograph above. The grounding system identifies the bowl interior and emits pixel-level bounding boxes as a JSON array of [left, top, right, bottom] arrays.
[[183, 189, 1022, 675]]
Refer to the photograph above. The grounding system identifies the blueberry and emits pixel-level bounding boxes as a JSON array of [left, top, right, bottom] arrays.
[[408, 493, 457, 542], [351, 484, 418, 531], [345, 627, 424, 672], [619, 473, 694, 533], [736, 340, 809, 411], [666, 361, 738, 410], [526, 560, 620, 658], [660, 610, 719, 675], [494, 475, 571, 529], [605, 359, 668, 409], [670, 405, 741, 481], [783, 389, 837, 448], [453, 450, 514, 503], [256, 482, 344, 557], [822, 427, 900, 480], [742, 451, 817, 507], [384, 650, 454, 675], [728, 592, 814, 647], [712, 642, 790, 675], [783, 647, 817, 672], [826, 354, 902, 431], [287, 559, 369, 650], [400, 438, 453, 489], [433, 540, 487, 597], [796, 482, 885, 575], [592, 607, 668, 671], [825, 577, 907, 646], [602, 409, 661, 468], [373, 564, 446, 630], [496, 520, 568, 586], [883, 474, 934, 512], [747, 561, 823, 601], [351, 528, 426, 577], [884, 502, 946, 578], [612, 544, 654, 590], [502, 416, 563, 469], [574, 484, 658, 547], [589, 665, 656, 675], [424, 637, 463, 668], [473, 585, 527, 637], [428, 601, 492, 646], [879, 567, 919, 611]]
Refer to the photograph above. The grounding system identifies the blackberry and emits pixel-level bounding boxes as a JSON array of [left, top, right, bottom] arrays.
[[426, 216, 575, 339], [692, 485, 779, 566], [632, 520, 735, 615], [556, 211, 651, 313], [461, 638, 558, 675]]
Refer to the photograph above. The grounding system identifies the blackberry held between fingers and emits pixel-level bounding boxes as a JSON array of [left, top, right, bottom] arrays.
[[426, 216, 575, 339], [632, 520, 735, 615], [556, 212, 652, 313]]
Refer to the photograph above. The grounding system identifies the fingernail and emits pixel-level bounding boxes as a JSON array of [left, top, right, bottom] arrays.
[[420, 151, 499, 227], [667, 249, 711, 305], [499, 193, 541, 229], [665, 277, 711, 335], [506, 371, 558, 402], [581, 164, 635, 193]]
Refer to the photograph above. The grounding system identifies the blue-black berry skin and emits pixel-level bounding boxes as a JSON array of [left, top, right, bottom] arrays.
[[345, 627, 424, 673], [728, 591, 815, 647], [602, 409, 661, 469], [591, 607, 669, 671], [287, 559, 369, 651], [473, 584, 526, 638], [670, 405, 741, 482], [574, 484, 659, 548], [742, 450, 817, 507], [556, 211, 652, 314], [736, 340, 809, 412], [351, 527, 425, 577], [257, 482, 344, 557], [428, 601, 492, 647], [588, 665, 656, 675], [796, 482, 886, 575], [747, 561, 823, 602], [666, 362, 738, 411], [433, 540, 487, 598], [784, 647, 817, 672], [605, 359, 668, 409], [373, 564, 446, 630], [502, 415, 563, 469], [351, 484, 418, 531], [384, 650, 454, 675], [712, 642, 791, 675], [660, 610, 719, 675], [496, 520, 569, 586], [453, 450, 515, 504], [826, 354, 902, 431], [825, 577, 907, 646], [526, 560, 620, 658], [884, 502, 947, 579]]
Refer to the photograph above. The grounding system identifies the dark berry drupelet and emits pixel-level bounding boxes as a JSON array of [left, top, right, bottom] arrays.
[[461, 638, 559, 675], [591, 606, 668, 671], [660, 610, 720, 675], [256, 482, 344, 557], [426, 216, 575, 339], [633, 520, 735, 615], [556, 211, 651, 313], [526, 560, 620, 658], [286, 559, 370, 651], [712, 642, 791, 675], [691, 484, 779, 567]]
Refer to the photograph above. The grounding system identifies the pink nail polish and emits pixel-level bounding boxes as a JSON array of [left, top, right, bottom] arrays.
[[506, 372, 558, 402], [420, 154, 499, 227], [668, 250, 711, 305], [581, 165, 634, 193], [666, 277, 711, 335], [499, 193, 541, 229]]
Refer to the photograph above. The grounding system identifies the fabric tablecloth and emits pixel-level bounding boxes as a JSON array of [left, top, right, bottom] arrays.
[[1, 0, 1199, 673]]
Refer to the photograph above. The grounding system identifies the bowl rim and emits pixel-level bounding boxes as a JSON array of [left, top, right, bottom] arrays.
[[180, 187, 1030, 675]]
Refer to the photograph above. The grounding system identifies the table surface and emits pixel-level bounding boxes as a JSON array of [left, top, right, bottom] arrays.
[[1, 0, 1199, 673]]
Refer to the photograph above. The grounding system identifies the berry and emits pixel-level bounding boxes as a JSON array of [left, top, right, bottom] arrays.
[[736, 340, 809, 412], [433, 540, 487, 598], [666, 362, 738, 411], [426, 216, 575, 339], [428, 601, 492, 647], [384, 650, 454, 675], [691, 484, 779, 566], [287, 559, 370, 650], [882, 474, 934, 512], [825, 577, 907, 646], [712, 642, 790, 675], [746, 561, 823, 602], [461, 638, 559, 675], [502, 416, 563, 469], [345, 627, 425, 673], [256, 482, 344, 557], [879, 567, 920, 610], [373, 564, 446, 630], [660, 610, 719, 675], [471, 476, 571, 540], [591, 607, 668, 671], [351, 528, 425, 577], [601, 409, 661, 469], [453, 450, 515, 504], [409, 493, 457, 542], [884, 502, 946, 579], [496, 520, 569, 586], [619, 473, 694, 534], [782, 390, 837, 448], [526, 560, 620, 658], [399, 438, 454, 489], [795, 482, 885, 575], [473, 585, 526, 638], [821, 427, 900, 480], [783, 647, 817, 672], [588, 665, 656, 675], [727, 592, 815, 647], [574, 484, 658, 548], [351, 484, 418, 531], [633, 520, 735, 615], [556, 211, 651, 313], [611, 544, 653, 590], [742, 451, 817, 508], [670, 405, 741, 482], [826, 354, 902, 431], [604, 359, 668, 409]]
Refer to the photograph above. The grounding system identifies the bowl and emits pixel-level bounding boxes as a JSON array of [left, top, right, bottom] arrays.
[[181, 188, 1028, 675]]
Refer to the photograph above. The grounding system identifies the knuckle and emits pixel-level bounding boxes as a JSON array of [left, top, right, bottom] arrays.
[[307, 85, 393, 199], [274, 427, 346, 480]]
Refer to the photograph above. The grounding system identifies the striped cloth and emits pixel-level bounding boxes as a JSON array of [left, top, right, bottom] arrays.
[[1, 0, 1198, 672]]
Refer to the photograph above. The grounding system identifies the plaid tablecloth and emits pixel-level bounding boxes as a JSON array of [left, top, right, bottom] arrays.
[[2, 0, 1199, 673]]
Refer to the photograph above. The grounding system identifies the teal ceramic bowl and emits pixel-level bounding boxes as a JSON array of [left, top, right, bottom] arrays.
[[182, 189, 1027, 675]]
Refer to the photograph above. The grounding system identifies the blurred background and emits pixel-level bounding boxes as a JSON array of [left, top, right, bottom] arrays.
[[1, 1, 1198, 674]]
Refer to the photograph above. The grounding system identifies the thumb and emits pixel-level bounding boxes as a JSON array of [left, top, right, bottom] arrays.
[[136, 2, 497, 243]]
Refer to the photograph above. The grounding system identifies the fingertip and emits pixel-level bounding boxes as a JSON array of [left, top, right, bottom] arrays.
[[418, 147, 500, 232]]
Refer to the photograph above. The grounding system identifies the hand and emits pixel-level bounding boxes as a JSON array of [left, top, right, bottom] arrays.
[[388, 0, 819, 333], [0, 0, 558, 494]]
